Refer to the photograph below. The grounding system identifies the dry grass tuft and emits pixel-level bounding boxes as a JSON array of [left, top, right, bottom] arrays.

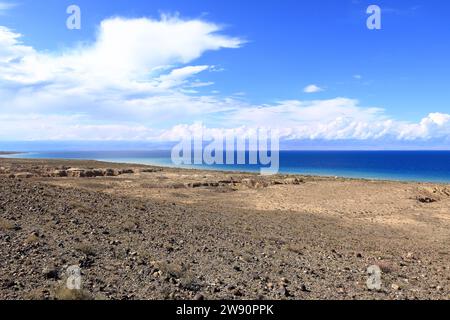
[[0, 218, 17, 231], [68, 201, 90, 214]]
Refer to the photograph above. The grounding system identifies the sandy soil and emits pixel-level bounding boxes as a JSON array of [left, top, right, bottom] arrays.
[[0, 158, 449, 300]]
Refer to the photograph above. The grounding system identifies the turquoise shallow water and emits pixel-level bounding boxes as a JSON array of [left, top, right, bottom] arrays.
[[3, 150, 450, 183]]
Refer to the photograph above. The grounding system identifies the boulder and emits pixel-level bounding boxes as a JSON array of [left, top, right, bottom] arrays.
[[14, 172, 33, 178]]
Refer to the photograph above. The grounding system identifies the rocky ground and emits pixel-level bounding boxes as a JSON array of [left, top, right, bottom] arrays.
[[0, 158, 449, 300]]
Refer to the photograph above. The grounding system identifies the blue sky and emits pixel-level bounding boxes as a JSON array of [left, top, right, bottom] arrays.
[[0, 0, 449, 147]]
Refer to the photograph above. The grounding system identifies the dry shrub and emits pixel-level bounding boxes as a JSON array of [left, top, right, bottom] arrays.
[[121, 220, 138, 232], [155, 261, 201, 292], [24, 233, 40, 244], [74, 243, 96, 256], [377, 261, 396, 274], [179, 273, 202, 292], [24, 289, 48, 300], [54, 286, 92, 300], [284, 244, 303, 255], [0, 218, 17, 231], [156, 261, 186, 279]]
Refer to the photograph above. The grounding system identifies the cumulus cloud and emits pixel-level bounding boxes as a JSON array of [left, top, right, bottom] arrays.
[[2, 97, 450, 144], [0, 16, 449, 146], [157, 100, 450, 143], [0, 16, 244, 127], [0, 16, 242, 88], [303, 84, 323, 93]]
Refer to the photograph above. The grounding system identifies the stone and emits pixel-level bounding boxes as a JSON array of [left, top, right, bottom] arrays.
[[14, 172, 33, 178], [300, 284, 310, 292], [233, 289, 243, 297], [42, 267, 59, 280], [406, 252, 415, 259], [194, 293, 205, 300], [52, 170, 68, 177], [391, 284, 400, 291], [278, 287, 290, 297]]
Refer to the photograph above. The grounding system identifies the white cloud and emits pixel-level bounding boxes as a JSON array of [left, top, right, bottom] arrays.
[[2, 97, 450, 143], [0, 114, 158, 140], [303, 84, 323, 93], [0, 16, 242, 88], [154, 109, 450, 143], [396, 113, 450, 141], [215, 98, 450, 142], [0, 16, 449, 146], [0, 16, 244, 127], [155, 65, 211, 89]]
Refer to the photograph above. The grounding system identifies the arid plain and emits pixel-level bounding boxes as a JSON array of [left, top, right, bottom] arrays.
[[0, 157, 449, 300]]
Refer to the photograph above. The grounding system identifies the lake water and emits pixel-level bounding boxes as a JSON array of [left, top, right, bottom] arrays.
[[3, 150, 450, 183]]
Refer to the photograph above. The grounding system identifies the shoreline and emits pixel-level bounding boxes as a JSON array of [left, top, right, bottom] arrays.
[[1, 153, 449, 185]]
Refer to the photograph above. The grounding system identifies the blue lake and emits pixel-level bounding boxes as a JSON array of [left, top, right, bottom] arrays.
[[3, 150, 450, 183]]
